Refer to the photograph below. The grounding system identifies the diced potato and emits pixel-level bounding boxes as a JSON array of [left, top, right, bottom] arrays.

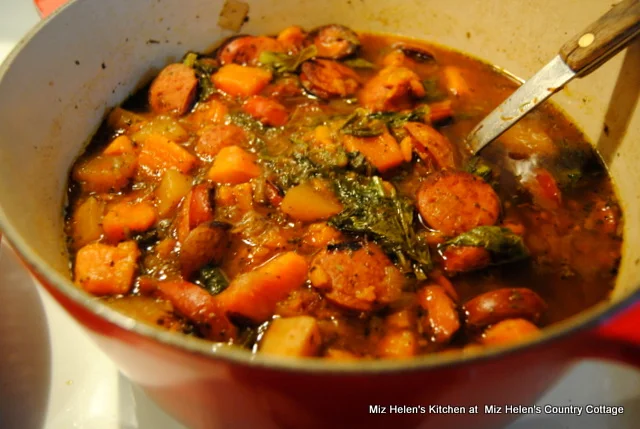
[[130, 116, 189, 144], [72, 153, 137, 193], [260, 316, 322, 357], [377, 330, 418, 359], [70, 196, 105, 249], [155, 169, 192, 217], [107, 107, 144, 132], [281, 183, 343, 222], [103, 135, 135, 156]]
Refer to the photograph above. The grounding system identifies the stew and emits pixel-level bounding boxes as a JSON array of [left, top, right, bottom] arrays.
[[65, 25, 623, 359]]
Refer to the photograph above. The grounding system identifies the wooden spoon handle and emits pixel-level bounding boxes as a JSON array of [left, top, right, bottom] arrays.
[[559, 0, 640, 76]]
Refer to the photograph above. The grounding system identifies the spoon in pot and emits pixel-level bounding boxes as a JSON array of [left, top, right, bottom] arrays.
[[466, 0, 640, 155]]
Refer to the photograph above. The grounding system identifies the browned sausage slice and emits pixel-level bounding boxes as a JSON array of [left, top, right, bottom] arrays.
[[404, 122, 458, 170], [179, 222, 231, 278], [360, 66, 425, 112], [417, 171, 500, 236], [156, 280, 237, 341], [463, 288, 548, 329], [149, 63, 198, 116], [309, 242, 405, 312], [300, 59, 360, 99], [441, 246, 491, 273], [306, 24, 360, 59], [417, 285, 460, 343], [217, 36, 285, 66], [481, 318, 540, 346]]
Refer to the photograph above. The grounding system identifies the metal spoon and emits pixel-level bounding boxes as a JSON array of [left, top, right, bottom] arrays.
[[467, 0, 640, 155]]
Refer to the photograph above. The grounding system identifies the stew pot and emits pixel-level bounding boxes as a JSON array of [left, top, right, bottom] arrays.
[[0, 0, 638, 428]]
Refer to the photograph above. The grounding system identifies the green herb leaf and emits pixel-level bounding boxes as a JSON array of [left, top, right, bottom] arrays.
[[259, 45, 318, 75], [342, 57, 376, 69], [369, 105, 430, 129], [330, 174, 431, 278], [182, 52, 217, 102], [464, 156, 493, 182], [340, 109, 386, 137], [421, 77, 447, 102], [442, 226, 529, 266], [194, 265, 229, 295]]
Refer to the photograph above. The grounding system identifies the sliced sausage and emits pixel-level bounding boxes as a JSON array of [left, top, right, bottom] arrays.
[[309, 242, 405, 312], [217, 35, 285, 66], [441, 246, 491, 273], [417, 285, 460, 343], [156, 280, 237, 341], [306, 24, 360, 59], [360, 66, 425, 112], [149, 63, 198, 116], [242, 95, 289, 127], [404, 122, 458, 170], [481, 318, 540, 346], [195, 124, 247, 161], [179, 222, 231, 278], [463, 288, 548, 329], [176, 184, 216, 243], [300, 59, 360, 99], [417, 171, 501, 236]]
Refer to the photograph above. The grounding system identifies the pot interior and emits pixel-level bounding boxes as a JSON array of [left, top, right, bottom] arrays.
[[0, 0, 637, 342]]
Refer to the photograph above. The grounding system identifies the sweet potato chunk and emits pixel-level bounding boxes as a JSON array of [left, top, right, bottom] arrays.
[[260, 316, 322, 357], [212, 64, 273, 97], [102, 201, 157, 242], [216, 252, 309, 324], [74, 241, 140, 296], [343, 132, 405, 173], [207, 146, 261, 184], [138, 135, 196, 175]]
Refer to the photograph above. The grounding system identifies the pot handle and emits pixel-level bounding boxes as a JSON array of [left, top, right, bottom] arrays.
[[578, 300, 640, 367]]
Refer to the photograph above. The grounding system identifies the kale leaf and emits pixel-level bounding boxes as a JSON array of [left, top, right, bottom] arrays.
[[442, 226, 529, 265], [194, 265, 229, 295], [182, 52, 217, 102], [329, 174, 431, 279], [464, 156, 494, 182], [340, 106, 429, 137], [259, 45, 318, 75], [342, 57, 376, 69]]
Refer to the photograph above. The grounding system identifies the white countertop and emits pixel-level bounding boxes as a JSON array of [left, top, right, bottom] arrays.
[[0, 1, 638, 428]]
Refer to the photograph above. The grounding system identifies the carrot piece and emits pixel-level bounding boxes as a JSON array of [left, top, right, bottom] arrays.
[[207, 145, 261, 184], [442, 66, 470, 97], [72, 153, 137, 193], [280, 183, 343, 222], [74, 241, 140, 296], [138, 134, 197, 174], [260, 316, 322, 357], [102, 201, 158, 242], [216, 252, 309, 324], [212, 64, 273, 97], [343, 132, 405, 172], [242, 96, 289, 127], [103, 135, 135, 156]]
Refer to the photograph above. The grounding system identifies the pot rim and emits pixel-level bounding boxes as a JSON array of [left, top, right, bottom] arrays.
[[1, 0, 638, 374]]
